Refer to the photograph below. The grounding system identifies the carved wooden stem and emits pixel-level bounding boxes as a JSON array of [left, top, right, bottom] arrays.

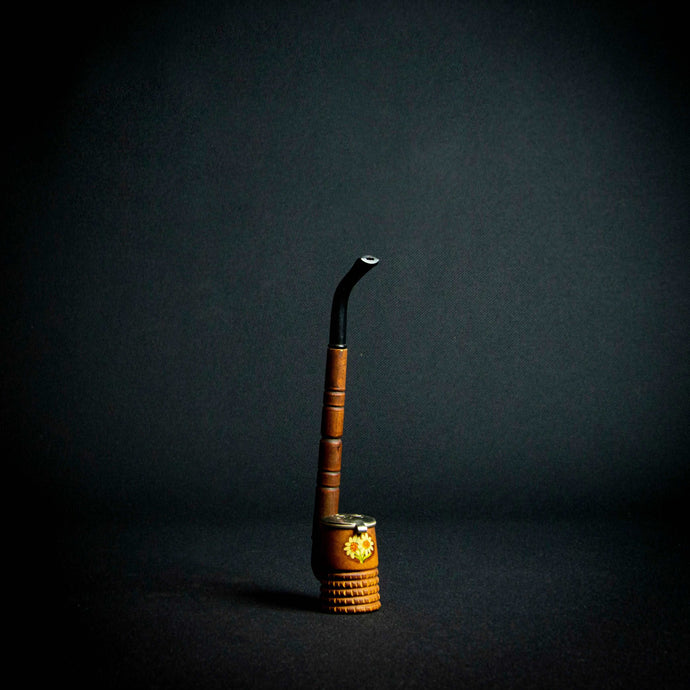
[[313, 346, 347, 529]]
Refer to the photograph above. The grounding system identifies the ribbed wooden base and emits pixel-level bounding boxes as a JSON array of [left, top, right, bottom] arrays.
[[319, 568, 381, 613]]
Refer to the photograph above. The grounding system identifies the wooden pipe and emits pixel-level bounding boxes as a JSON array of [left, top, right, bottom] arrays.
[[311, 255, 381, 613]]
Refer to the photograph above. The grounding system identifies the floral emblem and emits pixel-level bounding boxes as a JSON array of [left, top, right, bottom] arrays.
[[343, 532, 375, 563]]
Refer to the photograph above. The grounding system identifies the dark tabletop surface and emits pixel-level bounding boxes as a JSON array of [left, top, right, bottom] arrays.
[[33, 516, 688, 689]]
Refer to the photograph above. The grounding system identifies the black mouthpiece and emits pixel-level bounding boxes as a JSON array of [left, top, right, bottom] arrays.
[[328, 255, 379, 347]]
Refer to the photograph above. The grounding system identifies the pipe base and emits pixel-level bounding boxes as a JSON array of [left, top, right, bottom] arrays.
[[319, 568, 381, 613]]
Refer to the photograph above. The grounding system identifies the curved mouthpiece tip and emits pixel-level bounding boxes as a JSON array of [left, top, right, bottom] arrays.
[[328, 255, 379, 347]]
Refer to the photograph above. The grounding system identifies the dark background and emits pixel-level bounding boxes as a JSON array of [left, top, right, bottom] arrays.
[[4, 1, 689, 687]]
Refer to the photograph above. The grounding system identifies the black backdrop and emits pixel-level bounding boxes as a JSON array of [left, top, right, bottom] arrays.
[[7, 0, 688, 524], [4, 3, 690, 687]]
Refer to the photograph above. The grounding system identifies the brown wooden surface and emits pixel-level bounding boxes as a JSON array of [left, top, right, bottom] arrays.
[[320, 567, 379, 582], [311, 348, 382, 613], [319, 567, 381, 614], [320, 584, 380, 597], [313, 347, 347, 527], [321, 601, 382, 614], [314, 524, 379, 573]]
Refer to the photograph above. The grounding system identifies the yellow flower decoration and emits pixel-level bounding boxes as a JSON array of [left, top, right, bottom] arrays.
[[344, 536, 361, 558], [343, 532, 375, 563], [358, 533, 374, 558]]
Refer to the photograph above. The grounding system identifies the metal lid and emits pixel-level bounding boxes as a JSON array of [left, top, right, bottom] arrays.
[[320, 513, 376, 532]]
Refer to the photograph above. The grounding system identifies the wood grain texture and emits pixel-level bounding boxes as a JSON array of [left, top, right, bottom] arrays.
[[320, 577, 380, 589], [320, 601, 382, 614], [311, 344, 382, 613], [321, 584, 379, 599], [313, 347, 347, 526], [315, 524, 379, 573], [319, 568, 381, 614]]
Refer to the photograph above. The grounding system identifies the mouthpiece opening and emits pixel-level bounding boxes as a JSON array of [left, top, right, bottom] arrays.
[[361, 255, 379, 264]]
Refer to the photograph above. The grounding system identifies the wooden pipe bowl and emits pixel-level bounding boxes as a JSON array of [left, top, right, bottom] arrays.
[[312, 514, 381, 613]]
